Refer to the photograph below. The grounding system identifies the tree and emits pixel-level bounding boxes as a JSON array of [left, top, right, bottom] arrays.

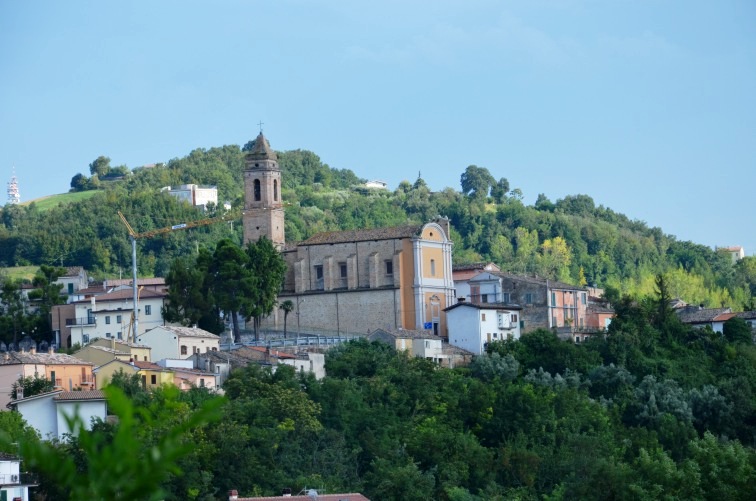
[[460, 165, 495, 200], [163, 252, 223, 334], [27, 265, 68, 341], [1, 278, 27, 347], [280, 300, 294, 338], [89, 155, 111, 177], [69, 173, 89, 192], [489, 177, 510, 204], [244, 237, 287, 341], [210, 239, 254, 344], [723, 317, 752, 344], [10, 374, 54, 400]]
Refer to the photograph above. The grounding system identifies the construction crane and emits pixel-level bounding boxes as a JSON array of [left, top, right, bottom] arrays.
[[118, 210, 239, 340]]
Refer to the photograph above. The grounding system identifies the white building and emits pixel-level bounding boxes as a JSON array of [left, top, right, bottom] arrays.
[[162, 184, 218, 209], [68, 288, 166, 346], [0, 452, 35, 501], [444, 300, 523, 355], [10, 390, 107, 441], [137, 325, 220, 361]]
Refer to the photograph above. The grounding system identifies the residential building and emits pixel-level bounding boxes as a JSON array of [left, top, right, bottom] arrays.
[[368, 328, 473, 368], [0, 349, 95, 409], [93, 359, 174, 390], [10, 390, 106, 441], [158, 359, 219, 391], [676, 306, 733, 333], [0, 451, 36, 501], [89, 337, 152, 362], [717, 245, 745, 264], [162, 184, 218, 209], [136, 325, 220, 361], [452, 262, 501, 305], [228, 489, 370, 501], [55, 266, 89, 298], [56, 288, 166, 348], [245, 132, 455, 338], [71, 344, 132, 367], [444, 299, 523, 355], [462, 271, 588, 334]]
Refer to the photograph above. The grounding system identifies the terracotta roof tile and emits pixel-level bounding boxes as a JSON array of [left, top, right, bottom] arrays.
[[301, 224, 423, 245], [55, 390, 106, 401]]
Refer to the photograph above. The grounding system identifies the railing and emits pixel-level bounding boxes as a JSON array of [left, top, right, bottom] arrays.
[[80, 374, 95, 385], [53, 378, 63, 388], [221, 333, 362, 351], [0, 471, 39, 485], [65, 316, 96, 326]]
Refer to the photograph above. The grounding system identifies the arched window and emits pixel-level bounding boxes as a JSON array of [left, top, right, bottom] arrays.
[[430, 259, 436, 276], [254, 179, 261, 201], [273, 179, 278, 201]]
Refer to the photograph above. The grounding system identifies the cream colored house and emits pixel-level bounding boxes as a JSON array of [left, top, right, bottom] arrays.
[[136, 325, 220, 362], [71, 344, 132, 367], [90, 338, 152, 362]]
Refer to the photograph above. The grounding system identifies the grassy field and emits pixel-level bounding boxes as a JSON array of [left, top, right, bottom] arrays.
[[1, 266, 38, 281], [22, 190, 100, 211]]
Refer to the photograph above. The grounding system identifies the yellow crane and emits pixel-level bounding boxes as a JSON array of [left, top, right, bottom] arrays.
[[117, 210, 239, 340]]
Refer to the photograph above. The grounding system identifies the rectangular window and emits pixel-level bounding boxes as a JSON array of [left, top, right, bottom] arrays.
[[151, 375, 157, 385], [315, 265, 323, 279], [481, 294, 488, 303], [145, 305, 152, 316], [552, 316, 557, 327], [200, 379, 205, 387], [430, 259, 436, 276], [551, 292, 556, 306], [525, 293, 533, 304], [116, 315, 122, 324], [385, 260, 393, 275], [502, 292, 511, 303], [511, 314, 518, 322], [105, 316, 111, 325], [106, 333, 111, 338], [68, 283, 74, 294], [339, 262, 347, 278], [581, 292, 587, 305], [181, 345, 188, 356], [117, 332, 122, 340], [481, 313, 486, 321]]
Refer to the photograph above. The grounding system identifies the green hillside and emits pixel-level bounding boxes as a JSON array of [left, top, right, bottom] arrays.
[[22, 190, 100, 211], [0, 142, 753, 309]]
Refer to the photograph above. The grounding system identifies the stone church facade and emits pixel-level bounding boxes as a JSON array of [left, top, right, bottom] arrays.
[[243, 132, 455, 337]]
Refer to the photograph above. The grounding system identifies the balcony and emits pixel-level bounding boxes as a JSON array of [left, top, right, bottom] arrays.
[[66, 316, 96, 326], [80, 374, 95, 385]]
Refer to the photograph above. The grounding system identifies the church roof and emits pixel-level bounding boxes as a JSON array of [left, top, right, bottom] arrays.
[[246, 132, 277, 161], [301, 224, 424, 245]]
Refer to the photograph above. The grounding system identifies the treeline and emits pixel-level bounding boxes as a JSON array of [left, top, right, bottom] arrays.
[[1, 143, 753, 309], [7, 286, 756, 500]]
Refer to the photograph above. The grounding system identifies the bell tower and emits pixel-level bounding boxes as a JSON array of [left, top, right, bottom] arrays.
[[243, 131, 285, 248]]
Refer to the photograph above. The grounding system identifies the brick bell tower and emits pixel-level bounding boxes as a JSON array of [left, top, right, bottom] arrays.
[[243, 131, 285, 249]]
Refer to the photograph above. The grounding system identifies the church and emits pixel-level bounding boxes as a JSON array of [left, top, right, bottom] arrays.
[[242, 132, 455, 337]]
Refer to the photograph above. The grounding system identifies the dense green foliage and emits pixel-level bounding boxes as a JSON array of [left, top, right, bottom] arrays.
[[3, 283, 755, 499]]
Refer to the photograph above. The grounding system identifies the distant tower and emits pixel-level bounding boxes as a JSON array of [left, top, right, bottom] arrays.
[[243, 131, 285, 248], [7, 168, 20, 205]]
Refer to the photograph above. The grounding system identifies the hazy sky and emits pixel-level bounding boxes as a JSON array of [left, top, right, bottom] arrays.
[[1, 1, 754, 254]]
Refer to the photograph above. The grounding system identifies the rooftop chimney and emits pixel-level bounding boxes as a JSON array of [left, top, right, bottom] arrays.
[[282, 487, 292, 497], [29, 346, 36, 355], [228, 490, 238, 501]]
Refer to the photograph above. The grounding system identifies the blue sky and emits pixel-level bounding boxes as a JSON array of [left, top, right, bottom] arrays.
[[1, 1, 754, 255]]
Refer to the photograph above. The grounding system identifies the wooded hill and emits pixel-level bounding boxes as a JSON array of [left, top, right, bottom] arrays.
[[1, 143, 753, 310]]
